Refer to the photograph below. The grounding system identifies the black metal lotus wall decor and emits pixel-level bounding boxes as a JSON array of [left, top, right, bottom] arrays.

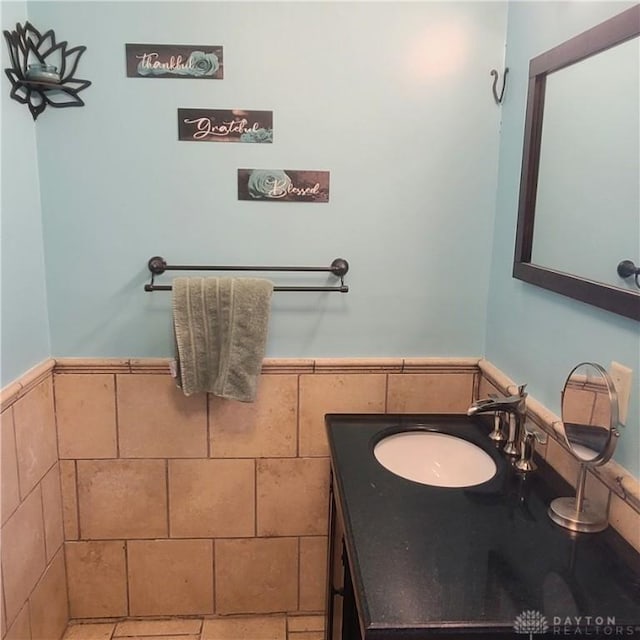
[[3, 22, 91, 120]]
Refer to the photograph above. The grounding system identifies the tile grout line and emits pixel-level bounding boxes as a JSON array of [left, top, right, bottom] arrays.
[[51, 534, 327, 542], [384, 372, 389, 413], [114, 374, 120, 458], [206, 393, 211, 458], [296, 536, 301, 614], [295, 374, 300, 458], [73, 460, 81, 539], [124, 539, 131, 618], [52, 372, 62, 464], [109, 621, 116, 640], [587, 391, 598, 429], [2, 412, 60, 525], [0, 570, 8, 640], [15, 458, 58, 504], [54, 457, 67, 552], [9, 405, 24, 506], [11, 544, 64, 633], [165, 459, 171, 537], [38, 473, 50, 562], [253, 459, 258, 537], [211, 538, 216, 621]]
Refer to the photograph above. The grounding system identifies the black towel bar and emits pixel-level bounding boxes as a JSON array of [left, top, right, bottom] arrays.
[[144, 256, 349, 293]]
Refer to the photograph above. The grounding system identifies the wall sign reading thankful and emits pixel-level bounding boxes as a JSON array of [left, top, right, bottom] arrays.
[[125, 44, 223, 79], [238, 170, 330, 203], [178, 109, 273, 143]]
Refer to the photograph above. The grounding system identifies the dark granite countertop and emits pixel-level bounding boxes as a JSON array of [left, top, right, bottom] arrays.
[[326, 414, 640, 640]]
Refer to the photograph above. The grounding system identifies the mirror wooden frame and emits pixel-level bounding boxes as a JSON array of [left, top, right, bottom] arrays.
[[513, 5, 640, 321]]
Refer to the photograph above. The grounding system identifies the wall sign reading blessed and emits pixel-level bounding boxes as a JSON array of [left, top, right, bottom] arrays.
[[178, 109, 273, 143], [238, 169, 330, 203], [125, 44, 223, 79]]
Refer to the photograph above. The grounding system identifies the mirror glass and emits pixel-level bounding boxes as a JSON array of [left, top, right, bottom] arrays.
[[531, 37, 639, 288], [513, 5, 640, 321], [560, 362, 618, 464]]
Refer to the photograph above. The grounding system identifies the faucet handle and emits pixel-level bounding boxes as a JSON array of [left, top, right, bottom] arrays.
[[524, 423, 547, 444], [515, 435, 536, 472], [488, 411, 507, 442], [515, 425, 546, 472]]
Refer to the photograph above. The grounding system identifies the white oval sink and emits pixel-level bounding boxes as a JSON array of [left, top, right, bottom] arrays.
[[373, 431, 497, 488]]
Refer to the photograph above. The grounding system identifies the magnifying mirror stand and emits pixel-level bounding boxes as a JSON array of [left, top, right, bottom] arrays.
[[549, 464, 608, 533], [548, 361, 620, 534]]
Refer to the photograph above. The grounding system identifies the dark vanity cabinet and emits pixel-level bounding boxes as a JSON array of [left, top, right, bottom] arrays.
[[324, 414, 640, 640], [326, 471, 362, 640]]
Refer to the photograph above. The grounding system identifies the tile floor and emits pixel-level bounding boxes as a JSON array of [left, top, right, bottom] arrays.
[[62, 614, 324, 640]]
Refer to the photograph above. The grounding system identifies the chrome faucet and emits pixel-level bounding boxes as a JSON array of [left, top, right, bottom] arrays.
[[467, 385, 528, 458]]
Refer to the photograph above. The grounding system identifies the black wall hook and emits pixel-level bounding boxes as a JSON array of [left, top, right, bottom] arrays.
[[490, 68, 509, 104]]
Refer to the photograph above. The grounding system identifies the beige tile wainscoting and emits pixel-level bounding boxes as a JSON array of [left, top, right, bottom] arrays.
[[1, 360, 68, 640], [1, 357, 638, 640]]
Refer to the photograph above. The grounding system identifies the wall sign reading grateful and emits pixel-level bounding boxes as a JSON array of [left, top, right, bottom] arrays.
[[125, 44, 223, 79], [238, 170, 330, 203], [178, 109, 273, 143]]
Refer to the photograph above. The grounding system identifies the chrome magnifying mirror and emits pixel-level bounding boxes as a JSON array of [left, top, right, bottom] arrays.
[[548, 362, 620, 533]]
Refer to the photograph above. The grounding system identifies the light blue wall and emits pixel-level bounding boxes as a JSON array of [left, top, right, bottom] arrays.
[[4, 1, 637, 476], [1, 1, 51, 386], [486, 1, 640, 475], [27, 1, 506, 360]]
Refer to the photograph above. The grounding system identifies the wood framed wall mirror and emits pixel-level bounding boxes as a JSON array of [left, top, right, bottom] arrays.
[[513, 5, 640, 321]]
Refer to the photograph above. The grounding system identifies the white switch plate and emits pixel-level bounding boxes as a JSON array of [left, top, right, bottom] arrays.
[[609, 361, 633, 425]]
